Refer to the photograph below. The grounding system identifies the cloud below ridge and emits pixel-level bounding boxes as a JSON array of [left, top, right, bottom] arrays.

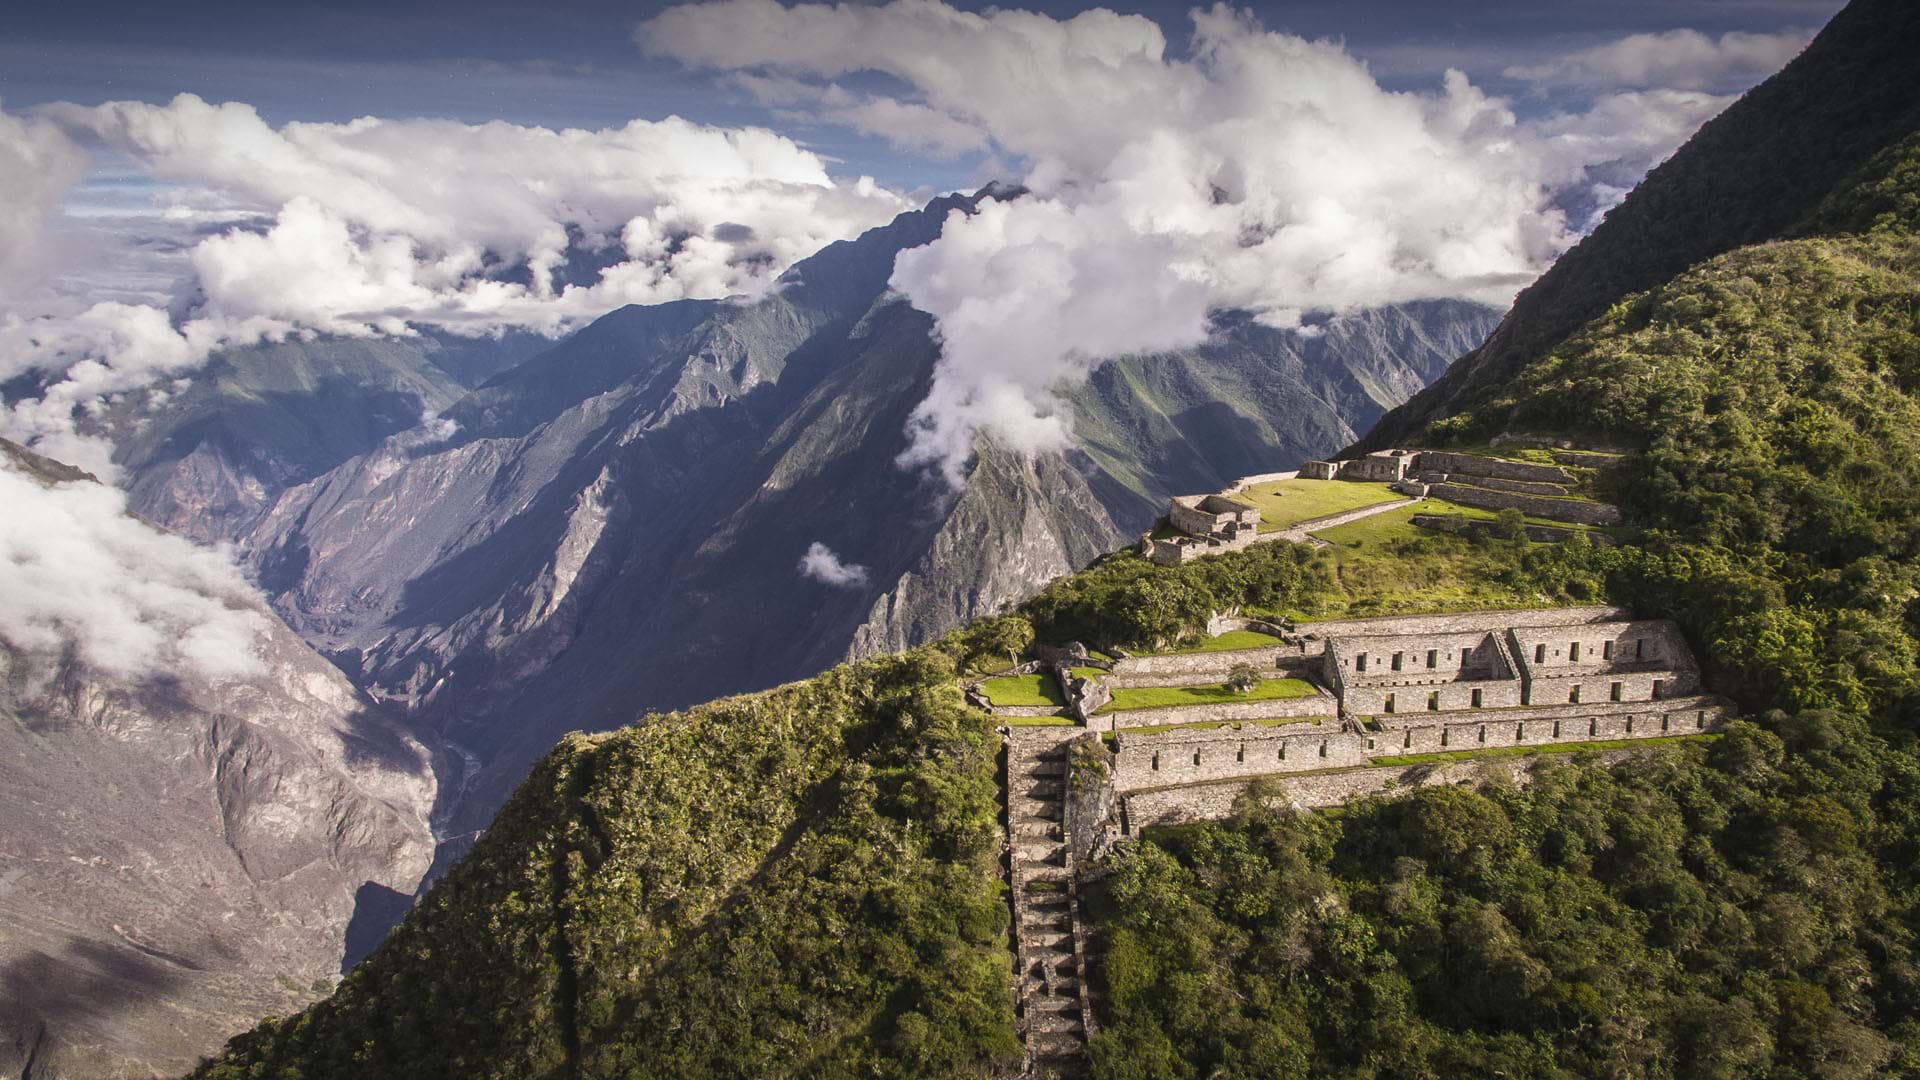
[[0, 457, 268, 681]]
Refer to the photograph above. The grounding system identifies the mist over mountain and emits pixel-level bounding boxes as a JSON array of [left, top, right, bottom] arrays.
[[167, 191, 1496, 844], [0, 439, 436, 1079]]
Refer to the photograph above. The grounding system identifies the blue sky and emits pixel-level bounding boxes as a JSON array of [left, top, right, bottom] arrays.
[[1, 0, 1844, 190]]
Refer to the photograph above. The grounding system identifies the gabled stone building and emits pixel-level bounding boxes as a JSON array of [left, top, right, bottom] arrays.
[[1143, 494, 1262, 565]]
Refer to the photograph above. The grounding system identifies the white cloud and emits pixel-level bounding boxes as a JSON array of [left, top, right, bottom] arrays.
[[645, 0, 1735, 483], [798, 542, 869, 587], [0, 456, 268, 680], [1505, 28, 1812, 92], [0, 95, 910, 472], [0, 103, 91, 309]]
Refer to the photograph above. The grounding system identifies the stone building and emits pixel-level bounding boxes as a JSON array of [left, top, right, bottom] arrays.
[[1142, 494, 1262, 565], [1056, 607, 1732, 836]]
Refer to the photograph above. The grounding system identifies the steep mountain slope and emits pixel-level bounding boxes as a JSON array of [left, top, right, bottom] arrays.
[[230, 194, 1496, 840], [0, 441, 438, 1079], [95, 331, 550, 544], [180, 2, 1920, 1076], [1360, 0, 1920, 449]]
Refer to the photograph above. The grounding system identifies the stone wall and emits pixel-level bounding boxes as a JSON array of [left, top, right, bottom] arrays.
[[1345, 678, 1524, 715], [1110, 695, 1730, 789], [1438, 475, 1569, 496], [1123, 748, 1659, 828], [1428, 482, 1623, 526], [1103, 690, 1338, 733], [1225, 471, 1299, 493], [1299, 460, 1339, 480], [1335, 451, 1414, 482], [1112, 722, 1366, 788], [1415, 451, 1573, 484], [1105, 658, 1317, 690], [1294, 605, 1627, 641], [1109, 644, 1302, 676]]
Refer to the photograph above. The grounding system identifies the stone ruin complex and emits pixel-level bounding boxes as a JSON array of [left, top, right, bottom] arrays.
[[1302, 448, 1623, 526], [989, 604, 1728, 1072], [1141, 493, 1262, 565]]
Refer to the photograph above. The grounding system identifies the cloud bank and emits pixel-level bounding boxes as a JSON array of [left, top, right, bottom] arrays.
[[798, 542, 869, 588], [643, 0, 1759, 484], [0, 96, 908, 472], [0, 457, 268, 680], [1506, 28, 1812, 91]]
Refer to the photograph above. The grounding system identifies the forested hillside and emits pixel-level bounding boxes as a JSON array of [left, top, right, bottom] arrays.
[[1088, 62, 1920, 1080]]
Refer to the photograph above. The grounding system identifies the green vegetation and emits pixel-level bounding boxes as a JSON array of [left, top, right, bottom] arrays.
[[1087, 112, 1920, 1080], [1367, 732, 1719, 768], [1235, 478, 1401, 531], [1070, 665, 1109, 680], [1097, 678, 1317, 714], [192, 651, 1017, 1079], [1154, 629, 1284, 655], [1006, 714, 1076, 727], [977, 673, 1066, 708]]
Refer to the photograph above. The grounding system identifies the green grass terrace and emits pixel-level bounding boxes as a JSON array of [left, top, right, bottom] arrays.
[[1095, 677, 1318, 714], [1153, 629, 1286, 655], [976, 673, 1065, 708], [1236, 477, 1403, 532]]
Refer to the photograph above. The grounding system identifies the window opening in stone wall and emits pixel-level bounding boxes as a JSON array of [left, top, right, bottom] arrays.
[[1603, 639, 1614, 660], [1356, 653, 1367, 672], [1589, 718, 1598, 736], [1403, 730, 1412, 748], [1697, 710, 1707, 729], [1392, 651, 1403, 671], [1193, 752, 1201, 766], [1427, 692, 1439, 711], [1652, 678, 1663, 699], [1318, 741, 1328, 758], [1151, 753, 1159, 771], [1535, 643, 1546, 663], [1236, 744, 1244, 762], [1552, 720, 1561, 738], [1478, 724, 1487, 743], [1427, 649, 1437, 668], [1626, 715, 1635, 733], [1569, 685, 1580, 704], [1611, 681, 1623, 701], [1441, 728, 1449, 746], [1661, 714, 1670, 732], [1636, 639, 1644, 659], [1471, 688, 1482, 708], [1570, 641, 1581, 662], [1516, 722, 1526, 741], [1279, 743, 1286, 760], [1385, 693, 1395, 713]]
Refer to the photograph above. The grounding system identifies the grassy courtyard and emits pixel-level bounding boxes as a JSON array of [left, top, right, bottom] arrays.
[[1156, 629, 1286, 655], [976, 673, 1066, 708], [1236, 478, 1403, 531], [1096, 677, 1318, 714]]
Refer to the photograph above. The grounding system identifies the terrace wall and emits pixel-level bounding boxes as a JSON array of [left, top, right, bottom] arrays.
[[1414, 451, 1573, 484], [1428, 482, 1623, 526], [1102, 690, 1338, 733], [1123, 748, 1656, 828]]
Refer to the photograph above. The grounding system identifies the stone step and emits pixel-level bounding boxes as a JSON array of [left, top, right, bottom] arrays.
[[1024, 890, 1070, 908], [1028, 1030, 1087, 1058]]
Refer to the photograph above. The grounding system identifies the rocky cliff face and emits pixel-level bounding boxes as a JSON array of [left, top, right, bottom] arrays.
[[97, 194, 1497, 843], [0, 441, 436, 1079], [95, 331, 551, 545]]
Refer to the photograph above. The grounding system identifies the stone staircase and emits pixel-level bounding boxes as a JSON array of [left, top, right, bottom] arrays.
[[1006, 730, 1094, 1076]]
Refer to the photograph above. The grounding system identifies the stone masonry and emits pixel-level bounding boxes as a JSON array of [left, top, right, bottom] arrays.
[[1004, 729, 1094, 1075], [1142, 494, 1262, 565]]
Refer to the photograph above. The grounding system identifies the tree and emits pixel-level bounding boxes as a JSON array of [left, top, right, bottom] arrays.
[[1227, 663, 1260, 694], [1494, 507, 1528, 541]]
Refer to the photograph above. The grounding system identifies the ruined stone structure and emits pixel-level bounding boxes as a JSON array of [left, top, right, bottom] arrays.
[[1061, 607, 1727, 835], [1004, 729, 1095, 1074], [1295, 448, 1624, 527], [1141, 493, 1262, 565], [994, 604, 1723, 1073]]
